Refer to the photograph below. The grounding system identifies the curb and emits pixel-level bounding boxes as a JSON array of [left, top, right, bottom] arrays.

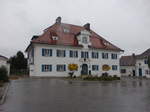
[[0, 83, 10, 105]]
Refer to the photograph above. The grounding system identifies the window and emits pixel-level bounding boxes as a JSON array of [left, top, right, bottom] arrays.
[[41, 65, 52, 72], [57, 65, 66, 72], [42, 49, 52, 56], [102, 53, 108, 59], [111, 54, 117, 59], [63, 28, 70, 33], [112, 65, 118, 71], [121, 69, 126, 73], [92, 65, 99, 71], [52, 36, 58, 40], [82, 37, 88, 44], [56, 50, 66, 57], [144, 60, 148, 64], [31, 48, 34, 57], [81, 51, 89, 58], [70, 51, 78, 58], [92, 52, 99, 59]]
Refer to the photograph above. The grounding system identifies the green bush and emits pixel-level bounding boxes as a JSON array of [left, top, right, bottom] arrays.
[[0, 66, 9, 82]]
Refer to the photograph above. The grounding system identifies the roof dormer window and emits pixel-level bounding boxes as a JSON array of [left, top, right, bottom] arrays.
[[63, 28, 70, 33], [52, 36, 58, 40]]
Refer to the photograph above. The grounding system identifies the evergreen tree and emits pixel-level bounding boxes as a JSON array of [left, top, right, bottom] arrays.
[[148, 56, 150, 69]]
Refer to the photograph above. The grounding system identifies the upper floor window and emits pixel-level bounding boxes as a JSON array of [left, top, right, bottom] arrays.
[[92, 65, 99, 71], [102, 53, 108, 59], [81, 51, 89, 58], [92, 52, 99, 59], [31, 48, 34, 57], [56, 64, 66, 72], [144, 60, 148, 64], [82, 37, 88, 44], [111, 54, 117, 59], [112, 65, 118, 71], [56, 50, 66, 57], [70, 51, 78, 58], [41, 65, 52, 72], [42, 48, 52, 56]]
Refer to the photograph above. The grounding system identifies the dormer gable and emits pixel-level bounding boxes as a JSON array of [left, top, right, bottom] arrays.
[[76, 30, 91, 49]]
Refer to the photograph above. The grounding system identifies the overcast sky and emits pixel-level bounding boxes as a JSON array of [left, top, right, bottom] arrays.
[[0, 0, 150, 57]]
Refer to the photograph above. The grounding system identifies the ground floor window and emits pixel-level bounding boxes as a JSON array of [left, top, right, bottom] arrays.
[[41, 65, 52, 72], [121, 69, 126, 73], [57, 65, 66, 72], [112, 65, 118, 71], [92, 65, 99, 71], [145, 70, 150, 75]]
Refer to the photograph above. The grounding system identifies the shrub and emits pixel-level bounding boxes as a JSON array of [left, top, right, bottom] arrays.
[[0, 66, 9, 82], [83, 75, 120, 81]]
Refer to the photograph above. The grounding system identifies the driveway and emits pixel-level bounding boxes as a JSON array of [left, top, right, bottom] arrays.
[[1, 78, 150, 112]]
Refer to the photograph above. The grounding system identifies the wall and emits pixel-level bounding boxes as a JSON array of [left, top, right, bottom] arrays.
[[28, 44, 121, 77], [120, 66, 135, 76], [135, 59, 150, 77]]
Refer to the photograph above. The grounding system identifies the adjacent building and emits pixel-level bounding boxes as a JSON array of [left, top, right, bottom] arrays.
[[0, 55, 10, 75], [120, 48, 150, 78], [26, 17, 123, 77]]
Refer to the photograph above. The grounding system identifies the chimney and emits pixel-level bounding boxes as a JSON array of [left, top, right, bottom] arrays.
[[132, 53, 135, 57], [56, 16, 61, 24], [84, 23, 90, 31]]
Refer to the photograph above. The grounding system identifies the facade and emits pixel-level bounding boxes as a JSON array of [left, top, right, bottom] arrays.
[[0, 55, 10, 75], [120, 49, 150, 78], [26, 17, 123, 77]]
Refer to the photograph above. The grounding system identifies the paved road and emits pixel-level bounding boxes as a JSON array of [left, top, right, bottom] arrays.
[[1, 78, 150, 112]]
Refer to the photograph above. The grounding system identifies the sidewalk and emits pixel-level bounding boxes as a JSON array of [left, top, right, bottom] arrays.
[[0, 83, 9, 105]]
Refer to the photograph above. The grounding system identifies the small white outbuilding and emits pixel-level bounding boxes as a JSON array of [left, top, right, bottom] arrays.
[[0, 55, 10, 76]]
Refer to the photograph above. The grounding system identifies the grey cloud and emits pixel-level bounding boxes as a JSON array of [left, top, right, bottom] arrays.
[[0, 0, 150, 57]]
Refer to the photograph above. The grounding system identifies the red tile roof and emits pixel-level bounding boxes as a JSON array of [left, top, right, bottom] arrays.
[[120, 48, 150, 66], [120, 55, 136, 66], [26, 22, 123, 52], [0, 55, 8, 60]]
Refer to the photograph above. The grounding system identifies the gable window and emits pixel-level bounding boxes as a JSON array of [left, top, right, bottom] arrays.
[[41, 65, 52, 72], [121, 69, 126, 73], [82, 37, 88, 44], [81, 51, 89, 58], [92, 65, 99, 71], [112, 65, 118, 71], [57, 65, 66, 72], [42, 49, 52, 56], [111, 54, 117, 59], [92, 52, 99, 59], [56, 50, 66, 57], [102, 53, 109, 59]]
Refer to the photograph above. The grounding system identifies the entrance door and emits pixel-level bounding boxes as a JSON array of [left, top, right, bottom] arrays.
[[81, 64, 88, 75], [139, 68, 142, 76]]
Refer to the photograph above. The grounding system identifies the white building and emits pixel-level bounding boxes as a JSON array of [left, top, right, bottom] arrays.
[[26, 17, 123, 77], [0, 55, 10, 75], [120, 49, 150, 78]]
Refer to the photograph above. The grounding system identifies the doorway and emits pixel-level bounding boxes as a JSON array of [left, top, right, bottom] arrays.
[[81, 64, 88, 75], [132, 70, 135, 76], [139, 68, 142, 76]]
